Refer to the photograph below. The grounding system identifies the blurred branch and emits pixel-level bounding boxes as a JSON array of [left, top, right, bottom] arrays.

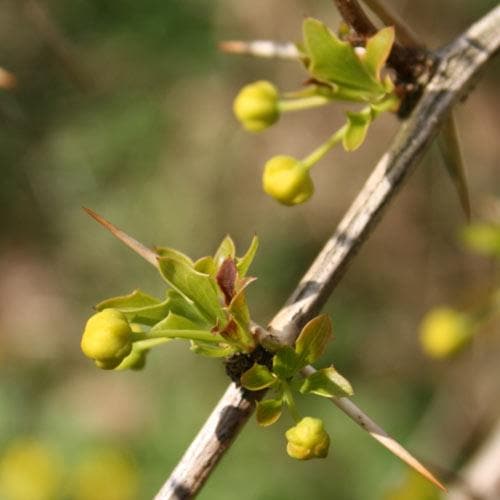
[[218, 40, 300, 60], [0, 67, 17, 90], [361, 0, 423, 48], [446, 419, 500, 499], [23, 0, 92, 91]]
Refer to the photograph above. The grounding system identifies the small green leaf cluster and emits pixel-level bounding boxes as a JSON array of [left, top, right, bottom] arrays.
[[240, 315, 353, 460], [233, 19, 400, 205], [81, 235, 355, 462], [80, 236, 259, 370]]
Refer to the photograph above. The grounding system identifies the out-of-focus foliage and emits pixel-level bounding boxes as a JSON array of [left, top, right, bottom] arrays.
[[0, 1, 499, 498]]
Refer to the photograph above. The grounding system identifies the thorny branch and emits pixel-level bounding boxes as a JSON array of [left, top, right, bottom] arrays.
[[87, 5, 500, 500]]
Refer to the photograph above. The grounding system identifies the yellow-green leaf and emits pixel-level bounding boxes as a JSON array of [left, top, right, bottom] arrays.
[[273, 346, 300, 379], [214, 235, 236, 267], [96, 290, 169, 325], [343, 108, 372, 151], [299, 366, 354, 398], [363, 27, 395, 81], [256, 399, 283, 426], [190, 341, 235, 358], [303, 18, 384, 95], [236, 235, 259, 277], [240, 363, 277, 391], [155, 247, 194, 267], [158, 257, 225, 324], [295, 314, 333, 367]]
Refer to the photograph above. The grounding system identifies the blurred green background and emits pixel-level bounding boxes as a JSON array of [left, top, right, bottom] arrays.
[[0, 1, 499, 499]]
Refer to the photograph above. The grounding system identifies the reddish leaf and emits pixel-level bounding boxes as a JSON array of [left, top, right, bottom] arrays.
[[216, 257, 237, 305]]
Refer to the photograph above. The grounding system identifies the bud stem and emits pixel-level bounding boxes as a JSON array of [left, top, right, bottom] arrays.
[[283, 382, 301, 423], [278, 95, 332, 113], [302, 125, 348, 170], [135, 330, 226, 344]]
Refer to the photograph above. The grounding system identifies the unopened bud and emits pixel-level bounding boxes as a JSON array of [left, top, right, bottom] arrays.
[[263, 155, 313, 205], [81, 309, 133, 369], [233, 80, 280, 132], [420, 307, 473, 358], [285, 417, 330, 460]]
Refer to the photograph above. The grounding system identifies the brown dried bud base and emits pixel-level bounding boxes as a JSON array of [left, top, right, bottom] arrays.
[[395, 48, 436, 118], [224, 345, 274, 385]]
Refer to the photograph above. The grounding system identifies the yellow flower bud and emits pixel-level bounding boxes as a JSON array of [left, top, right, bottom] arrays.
[[285, 417, 330, 460], [0, 439, 62, 500], [263, 155, 314, 205], [233, 80, 280, 132], [81, 309, 133, 368], [420, 307, 473, 359]]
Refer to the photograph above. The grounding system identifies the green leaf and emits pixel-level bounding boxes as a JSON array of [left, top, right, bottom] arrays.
[[299, 366, 354, 398], [295, 314, 333, 367], [95, 290, 169, 325], [363, 27, 395, 81], [152, 311, 202, 331], [96, 289, 160, 309], [343, 107, 372, 151], [462, 224, 500, 258], [158, 257, 225, 324], [149, 312, 223, 343], [437, 113, 471, 220], [165, 290, 209, 327], [214, 236, 236, 267], [302, 18, 384, 95], [224, 288, 255, 351], [236, 235, 259, 277], [218, 318, 255, 352], [194, 256, 217, 275], [155, 247, 194, 267], [256, 399, 283, 426], [190, 341, 235, 358], [240, 363, 277, 391], [273, 346, 300, 379], [149, 328, 220, 343], [228, 289, 251, 329]]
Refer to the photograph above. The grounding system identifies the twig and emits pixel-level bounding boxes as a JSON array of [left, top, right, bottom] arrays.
[[361, 0, 422, 48], [83, 208, 158, 267], [301, 366, 445, 490], [333, 0, 428, 83], [23, 0, 92, 91], [218, 40, 300, 60], [446, 419, 500, 499], [0, 67, 17, 90]]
